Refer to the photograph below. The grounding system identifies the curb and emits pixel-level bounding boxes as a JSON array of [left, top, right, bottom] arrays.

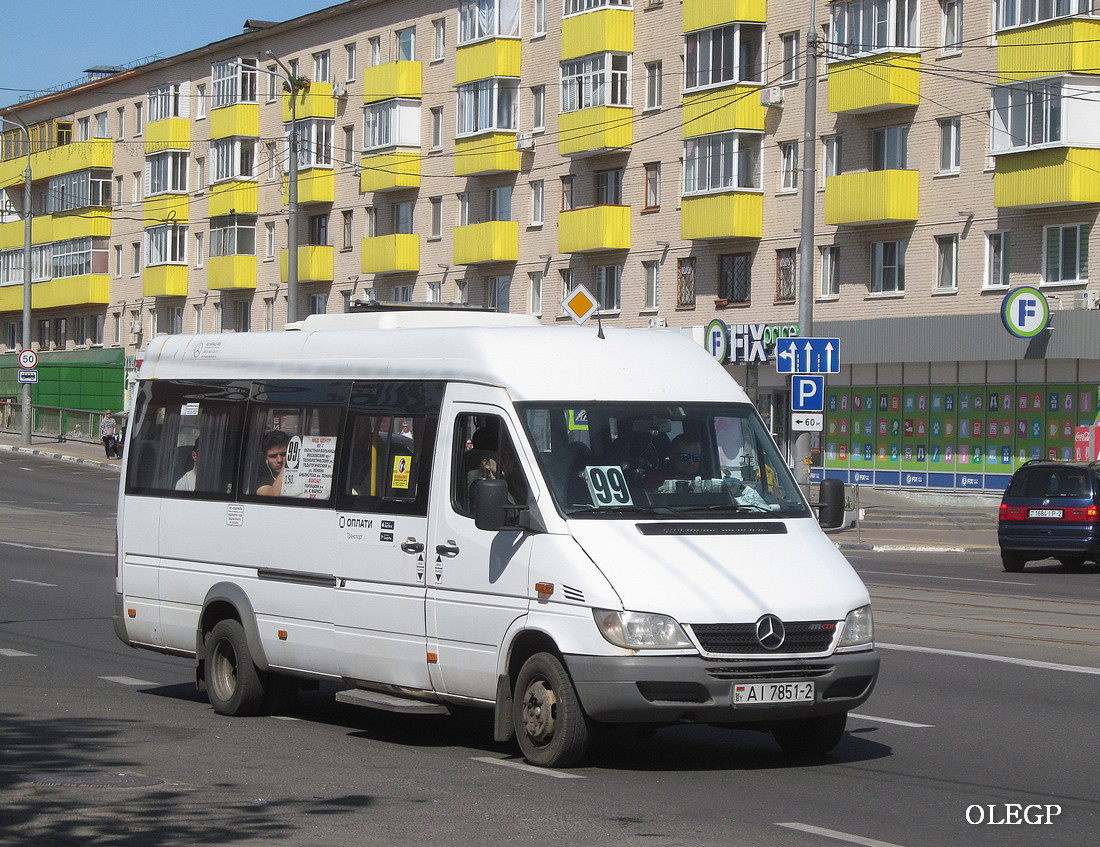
[[832, 539, 999, 554], [0, 443, 120, 471]]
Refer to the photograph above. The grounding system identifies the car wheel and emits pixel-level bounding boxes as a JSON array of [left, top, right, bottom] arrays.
[[1058, 556, 1086, 569], [205, 619, 266, 716], [512, 652, 590, 768], [1001, 552, 1026, 573]]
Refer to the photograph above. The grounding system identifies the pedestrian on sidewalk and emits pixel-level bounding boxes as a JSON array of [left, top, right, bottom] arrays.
[[100, 410, 118, 459]]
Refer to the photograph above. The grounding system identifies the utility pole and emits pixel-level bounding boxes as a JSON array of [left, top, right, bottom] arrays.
[[794, 0, 819, 487], [4, 110, 34, 446]]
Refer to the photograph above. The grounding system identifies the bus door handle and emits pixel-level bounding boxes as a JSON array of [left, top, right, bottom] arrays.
[[401, 538, 424, 554], [436, 541, 460, 557]]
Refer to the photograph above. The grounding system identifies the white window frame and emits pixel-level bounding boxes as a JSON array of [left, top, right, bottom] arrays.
[[984, 231, 1010, 289], [530, 180, 544, 225], [212, 137, 257, 183], [529, 270, 543, 315], [396, 27, 416, 61], [433, 19, 446, 60], [820, 245, 840, 298], [345, 43, 357, 82], [534, 0, 547, 35], [684, 23, 764, 90], [148, 83, 185, 122], [644, 61, 662, 110], [561, 53, 630, 112], [935, 234, 959, 290], [780, 141, 800, 191], [829, 0, 918, 60], [938, 117, 961, 173], [643, 260, 660, 310], [870, 240, 907, 293], [1043, 223, 1090, 285], [212, 58, 258, 109], [990, 78, 1075, 154], [871, 124, 909, 170], [532, 85, 546, 130], [313, 50, 331, 83], [596, 265, 622, 312], [146, 150, 189, 195], [781, 32, 800, 84], [457, 79, 518, 135], [146, 224, 188, 266], [821, 134, 842, 188], [209, 215, 257, 258], [996, 0, 1091, 32], [430, 196, 443, 238], [941, 0, 963, 53], [682, 131, 762, 194], [458, 0, 521, 44], [431, 107, 445, 149]]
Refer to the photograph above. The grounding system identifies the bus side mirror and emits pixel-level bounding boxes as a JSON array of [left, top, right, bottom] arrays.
[[474, 479, 509, 531], [818, 478, 845, 529]]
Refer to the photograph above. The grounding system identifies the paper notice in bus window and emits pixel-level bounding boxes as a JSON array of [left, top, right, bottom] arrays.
[[281, 435, 337, 499], [181, 402, 200, 416], [391, 455, 412, 490]]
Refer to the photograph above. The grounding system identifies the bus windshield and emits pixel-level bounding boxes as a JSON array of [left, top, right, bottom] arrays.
[[519, 402, 811, 519]]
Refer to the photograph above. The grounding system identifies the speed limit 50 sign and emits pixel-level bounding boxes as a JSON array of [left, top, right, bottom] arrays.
[[18, 349, 38, 370]]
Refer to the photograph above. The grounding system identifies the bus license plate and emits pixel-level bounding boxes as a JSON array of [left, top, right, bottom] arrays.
[[1028, 509, 1063, 519], [733, 681, 814, 704]]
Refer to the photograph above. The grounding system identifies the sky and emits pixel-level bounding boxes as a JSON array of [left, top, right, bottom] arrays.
[[2, 1, 341, 107]]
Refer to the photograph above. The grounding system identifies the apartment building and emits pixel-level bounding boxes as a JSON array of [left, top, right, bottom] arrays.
[[2, 0, 1099, 492]]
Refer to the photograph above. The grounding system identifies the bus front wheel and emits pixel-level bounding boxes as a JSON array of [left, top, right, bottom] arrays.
[[512, 652, 589, 768], [205, 619, 266, 716]]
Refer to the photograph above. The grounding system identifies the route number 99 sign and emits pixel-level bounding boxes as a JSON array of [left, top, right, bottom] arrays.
[[582, 465, 633, 506]]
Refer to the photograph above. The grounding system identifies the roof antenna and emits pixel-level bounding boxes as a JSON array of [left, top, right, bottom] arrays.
[[595, 308, 605, 340]]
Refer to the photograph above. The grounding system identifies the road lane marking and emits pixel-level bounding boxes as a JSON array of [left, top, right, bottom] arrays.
[[871, 545, 964, 553], [470, 756, 585, 779], [849, 713, 934, 728], [879, 643, 1100, 676], [271, 716, 301, 721], [100, 676, 157, 686], [777, 823, 910, 847], [0, 649, 36, 657], [10, 578, 58, 587], [0, 540, 113, 558], [860, 570, 1033, 586]]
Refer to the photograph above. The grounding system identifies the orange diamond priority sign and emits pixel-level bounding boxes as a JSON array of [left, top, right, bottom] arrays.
[[561, 284, 599, 325]]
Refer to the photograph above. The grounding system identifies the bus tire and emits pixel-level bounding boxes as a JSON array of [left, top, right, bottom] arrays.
[[512, 652, 589, 768], [205, 619, 266, 716]]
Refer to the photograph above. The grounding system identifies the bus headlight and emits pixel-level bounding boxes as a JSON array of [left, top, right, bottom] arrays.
[[594, 609, 692, 649], [837, 605, 874, 649]]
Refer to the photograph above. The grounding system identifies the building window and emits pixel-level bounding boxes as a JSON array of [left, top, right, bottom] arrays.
[[212, 137, 256, 182], [345, 43, 357, 81], [488, 275, 511, 311], [212, 59, 258, 108], [683, 132, 761, 193], [92, 314, 104, 346], [264, 298, 275, 331], [595, 168, 623, 205], [146, 224, 187, 266], [996, 0, 1088, 31], [38, 319, 50, 349], [985, 231, 1009, 289], [775, 249, 797, 301], [146, 150, 188, 194], [534, 0, 547, 35], [343, 126, 356, 164], [369, 37, 381, 67], [456, 279, 468, 304], [489, 185, 513, 221], [195, 85, 207, 120], [433, 19, 446, 60], [313, 50, 331, 83], [214, 302, 223, 332], [169, 306, 183, 335], [561, 176, 575, 211], [291, 119, 334, 168], [393, 202, 413, 234], [309, 214, 329, 246], [308, 294, 328, 316], [684, 24, 763, 89], [830, 0, 918, 58], [195, 157, 206, 191], [596, 265, 622, 311], [134, 102, 143, 135], [936, 235, 958, 290], [54, 318, 67, 348], [871, 125, 909, 170], [194, 231, 205, 267], [457, 79, 518, 134], [116, 107, 126, 138], [781, 32, 800, 83], [113, 244, 123, 276], [1044, 223, 1089, 284], [393, 284, 413, 302], [532, 85, 546, 130], [266, 142, 279, 180], [643, 260, 660, 310], [676, 257, 696, 307], [720, 253, 752, 303], [645, 61, 662, 110], [427, 281, 442, 303], [235, 301, 251, 333], [431, 107, 444, 149], [209, 217, 257, 258], [530, 180, 544, 225], [430, 197, 443, 238], [822, 135, 841, 188], [991, 80, 1065, 153], [561, 54, 630, 111], [941, 0, 963, 52], [820, 246, 840, 298], [396, 27, 416, 61], [131, 242, 142, 275], [457, 193, 469, 226], [644, 162, 660, 210], [342, 210, 354, 250], [559, 268, 573, 307], [458, 0, 521, 43], [938, 117, 961, 174], [529, 271, 543, 314], [780, 141, 799, 191], [871, 240, 907, 293], [265, 222, 276, 259]]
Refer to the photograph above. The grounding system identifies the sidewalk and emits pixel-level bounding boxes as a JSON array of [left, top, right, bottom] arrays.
[[0, 430, 1000, 552]]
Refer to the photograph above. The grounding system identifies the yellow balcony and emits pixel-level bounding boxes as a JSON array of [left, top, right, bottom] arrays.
[[998, 18, 1100, 82], [454, 134, 521, 176], [558, 205, 631, 253], [683, 86, 765, 137], [362, 61, 423, 103], [562, 8, 633, 61], [455, 40, 521, 85], [825, 170, 919, 225], [0, 274, 109, 311], [0, 139, 113, 189], [282, 82, 335, 122], [683, 0, 766, 31], [361, 234, 420, 274], [994, 148, 1100, 208], [144, 118, 191, 154], [0, 208, 112, 250], [360, 150, 421, 192], [681, 193, 763, 240], [143, 194, 190, 225], [210, 104, 260, 139], [283, 167, 335, 204], [143, 265, 189, 297], [827, 53, 920, 114], [209, 180, 258, 216], [558, 107, 633, 156], [280, 245, 334, 282], [207, 255, 258, 289], [453, 221, 519, 265]]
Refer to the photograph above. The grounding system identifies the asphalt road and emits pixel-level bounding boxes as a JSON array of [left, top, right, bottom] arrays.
[[1, 453, 1098, 846]]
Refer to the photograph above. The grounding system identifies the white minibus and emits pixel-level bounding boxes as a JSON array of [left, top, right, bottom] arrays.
[[114, 309, 878, 767]]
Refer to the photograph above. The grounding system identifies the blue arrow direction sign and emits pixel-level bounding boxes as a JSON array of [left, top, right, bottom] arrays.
[[774, 337, 841, 374], [791, 375, 825, 412]]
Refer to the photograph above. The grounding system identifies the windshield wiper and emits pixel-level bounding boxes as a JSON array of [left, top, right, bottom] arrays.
[[567, 504, 669, 516], [663, 503, 775, 514]]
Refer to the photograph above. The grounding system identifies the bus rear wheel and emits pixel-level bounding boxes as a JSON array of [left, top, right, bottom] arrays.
[[205, 619, 266, 716]]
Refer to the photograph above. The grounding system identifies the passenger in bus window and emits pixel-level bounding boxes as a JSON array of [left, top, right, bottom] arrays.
[[175, 440, 199, 491], [256, 430, 289, 496]]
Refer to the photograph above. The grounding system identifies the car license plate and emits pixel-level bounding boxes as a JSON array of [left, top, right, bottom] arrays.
[[733, 681, 814, 704], [1028, 508, 1063, 519]]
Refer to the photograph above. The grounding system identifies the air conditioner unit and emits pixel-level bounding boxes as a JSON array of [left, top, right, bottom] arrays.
[[129, 320, 143, 335], [760, 86, 784, 107], [515, 131, 535, 152], [647, 317, 668, 329], [332, 81, 348, 98], [1072, 291, 1091, 310]]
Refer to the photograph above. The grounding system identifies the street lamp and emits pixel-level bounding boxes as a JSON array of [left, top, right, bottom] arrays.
[[3, 109, 34, 446]]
